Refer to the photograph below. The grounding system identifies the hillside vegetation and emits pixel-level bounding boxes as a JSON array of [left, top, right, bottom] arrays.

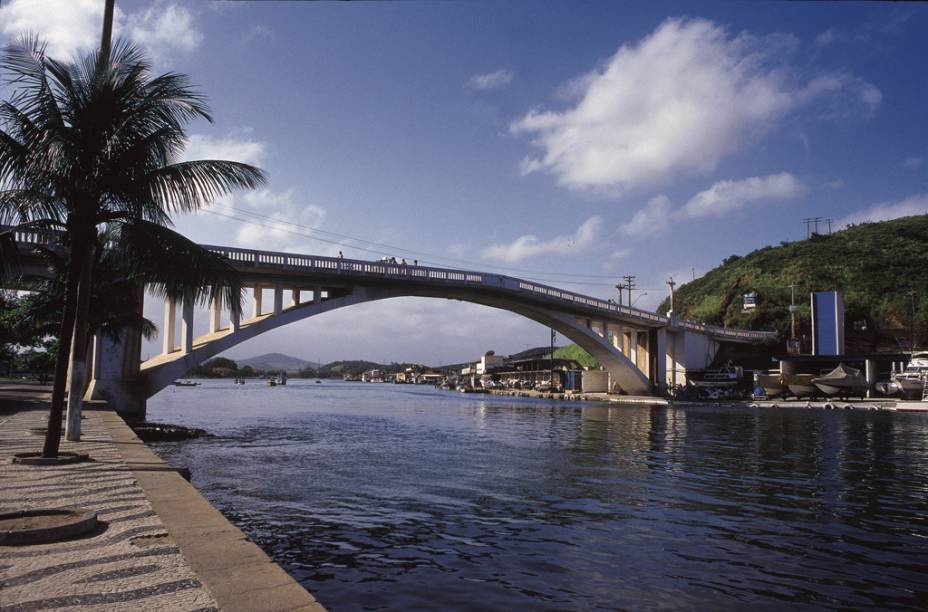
[[658, 215, 928, 352]]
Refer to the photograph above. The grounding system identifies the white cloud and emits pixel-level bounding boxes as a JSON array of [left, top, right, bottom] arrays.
[[0, 0, 107, 59], [0, 0, 201, 62], [618, 195, 672, 238], [677, 173, 805, 219], [823, 178, 845, 190], [838, 193, 928, 228], [511, 17, 880, 195], [481, 216, 602, 263], [233, 189, 327, 252], [904, 156, 923, 169], [467, 69, 514, 91], [124, 2, 203, 60], [180, 132, 268, 167], [618, 173, 804, 239]]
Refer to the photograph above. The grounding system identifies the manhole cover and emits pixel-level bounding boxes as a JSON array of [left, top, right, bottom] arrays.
[[0, 508, 99, 545]]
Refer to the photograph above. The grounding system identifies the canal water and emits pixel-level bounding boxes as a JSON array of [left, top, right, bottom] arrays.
[[149, 380, 928, 611]]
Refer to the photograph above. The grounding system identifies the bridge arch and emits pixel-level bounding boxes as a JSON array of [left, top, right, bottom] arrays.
[[105, 285, 652, 411]]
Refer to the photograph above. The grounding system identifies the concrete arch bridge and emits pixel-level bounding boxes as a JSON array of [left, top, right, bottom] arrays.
[[6, 229, 774, 419]]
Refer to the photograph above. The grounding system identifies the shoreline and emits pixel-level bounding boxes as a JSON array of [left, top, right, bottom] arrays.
[[0, 386, 325, 612]]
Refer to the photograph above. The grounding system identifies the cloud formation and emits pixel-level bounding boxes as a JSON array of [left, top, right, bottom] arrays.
[[482, 216, 602, 263], [181, 133, 268, 167], [838, 192, 928, 228], [619, 173, 805, 238], [618, 195, 672, 238], [0, 0, 201, 61], [511, 17, 880, 194], [677, 173, 805, 219], [232, 189, 327, 252], [904, 156, 923, 169], [467, 69, 514, 91]]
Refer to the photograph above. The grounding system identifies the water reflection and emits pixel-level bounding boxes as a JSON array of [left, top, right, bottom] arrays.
[[150, 382, 928, 610]]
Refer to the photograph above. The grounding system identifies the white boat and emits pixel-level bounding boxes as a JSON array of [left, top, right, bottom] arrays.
[[892, 351, 928, 399]]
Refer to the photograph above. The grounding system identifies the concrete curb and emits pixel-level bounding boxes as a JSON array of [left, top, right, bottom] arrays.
[[99, 409, 326, 612]]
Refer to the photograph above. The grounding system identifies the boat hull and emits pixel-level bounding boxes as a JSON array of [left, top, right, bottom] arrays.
[[756, 374, 787, 397], [813, 382, 867, 397], [782, 374, 818, 398]]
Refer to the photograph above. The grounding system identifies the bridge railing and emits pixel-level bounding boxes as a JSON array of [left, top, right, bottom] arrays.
[[199, 243, 775, 341], [4, 227, 775, 343]]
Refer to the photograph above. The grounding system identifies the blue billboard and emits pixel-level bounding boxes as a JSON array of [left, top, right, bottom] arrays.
[[811, 291, 845, 356]]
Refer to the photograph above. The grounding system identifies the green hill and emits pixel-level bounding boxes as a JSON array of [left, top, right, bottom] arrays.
[[659, 215, 928, 353], [553, 344, 600, 369]]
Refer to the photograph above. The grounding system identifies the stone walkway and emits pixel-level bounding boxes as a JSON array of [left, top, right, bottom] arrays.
[[0, 405, 220, 611]]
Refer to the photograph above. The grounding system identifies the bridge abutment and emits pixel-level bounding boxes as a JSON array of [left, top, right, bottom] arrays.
[[86, 328, 147, 421]]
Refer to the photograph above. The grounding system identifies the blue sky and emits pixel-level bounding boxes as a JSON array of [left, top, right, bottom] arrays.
[[2, 1, 926, 364]]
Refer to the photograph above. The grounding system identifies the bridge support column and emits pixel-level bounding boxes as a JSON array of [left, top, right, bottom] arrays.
[[629, 331, 638, 369], [181, 294, 194, 354], [163, 298, 176, 354], [86, 327, 146, 421], [291, 288, 301, 307], [313, 286, 322, 303], [273, 283, 283, 315], [652, 328, 667, 395], [230, 302, 240, 332], [209, 296, 221, 334], [252, 286, 263, 318]]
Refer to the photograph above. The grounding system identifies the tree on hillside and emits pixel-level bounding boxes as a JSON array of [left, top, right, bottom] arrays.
[[0, 28, 265, 456]]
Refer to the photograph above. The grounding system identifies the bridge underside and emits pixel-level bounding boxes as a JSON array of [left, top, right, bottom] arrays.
[[88, 283, 670, 419]]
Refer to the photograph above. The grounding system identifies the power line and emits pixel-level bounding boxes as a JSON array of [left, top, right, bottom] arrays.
[[202, 209, 661, 290], [210, 205, 630, 280]]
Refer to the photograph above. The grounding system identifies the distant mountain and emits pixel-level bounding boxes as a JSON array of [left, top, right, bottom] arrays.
[[236, 353, 317, 373]]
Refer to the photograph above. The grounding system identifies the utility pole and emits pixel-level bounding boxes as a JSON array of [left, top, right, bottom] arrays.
[[826, 218, 833, 235], [622, 275, 636, 307], [615, 282, 625, 306], [909, 290, 917, 351], [788, 283, 798, 340], [666, 276, 676, 314]]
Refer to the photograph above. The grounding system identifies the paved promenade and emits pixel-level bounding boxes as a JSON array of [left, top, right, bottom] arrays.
[[0, 389, 324, 611]]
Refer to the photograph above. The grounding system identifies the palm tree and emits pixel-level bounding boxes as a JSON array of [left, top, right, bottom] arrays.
[[0, 37, 265, 457]]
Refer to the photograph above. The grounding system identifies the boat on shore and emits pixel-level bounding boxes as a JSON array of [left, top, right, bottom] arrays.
[[173, 380, 200, 387], [756, 372, 787, 398], [781, 373, 818, 398], [812, 363, 868, 398], [689, 363, 743, 388]]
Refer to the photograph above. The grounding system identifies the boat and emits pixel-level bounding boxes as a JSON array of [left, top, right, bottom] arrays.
[[781, 373, 819, 398], [756, 372, 787, 398], [173, 380, 199, 387], [267, 379, 277, 387], [812, 363, 869, 398], [892, 351, 928, 399], [688, 363, 743, 388]]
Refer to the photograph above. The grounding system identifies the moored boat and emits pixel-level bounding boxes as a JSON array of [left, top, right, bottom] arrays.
[[812, 363, 868, 398]]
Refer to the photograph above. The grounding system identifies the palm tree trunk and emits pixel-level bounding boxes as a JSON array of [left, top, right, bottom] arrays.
[[42, 240, 86, 458], [65, 246, 95, 441]]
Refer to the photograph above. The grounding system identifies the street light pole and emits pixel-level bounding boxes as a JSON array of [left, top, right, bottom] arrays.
[[666, 276, 676, 314]]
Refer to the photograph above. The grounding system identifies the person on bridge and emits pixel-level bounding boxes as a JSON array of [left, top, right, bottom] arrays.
[[338, 250, 344, 259]]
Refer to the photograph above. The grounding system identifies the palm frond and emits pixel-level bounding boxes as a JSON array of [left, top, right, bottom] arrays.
[[109, 220, 243, 312], [142, 160, 266, 214]]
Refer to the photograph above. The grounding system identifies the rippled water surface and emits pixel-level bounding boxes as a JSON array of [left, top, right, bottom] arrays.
[[149, 380, 928, 610]]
